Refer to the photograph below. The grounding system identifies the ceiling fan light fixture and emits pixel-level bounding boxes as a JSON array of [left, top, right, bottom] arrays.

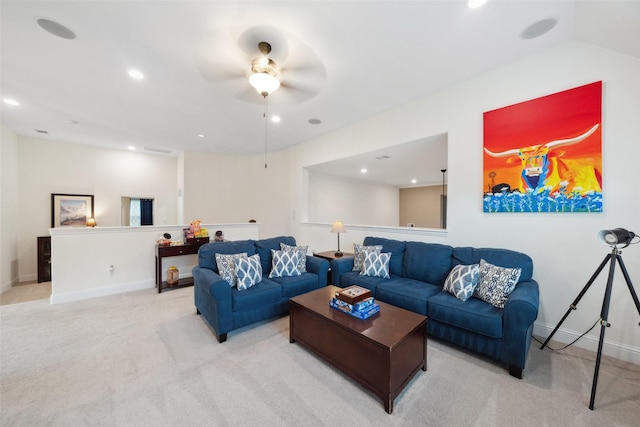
[[249, 71, 281, 97]]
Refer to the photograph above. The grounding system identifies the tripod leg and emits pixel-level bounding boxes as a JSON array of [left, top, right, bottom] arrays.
[[616, 255, 640, 317], [589, 253, 617, 410], [540, 254, 612, 350]]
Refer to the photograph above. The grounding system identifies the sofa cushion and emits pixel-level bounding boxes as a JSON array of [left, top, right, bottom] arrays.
[[271, 273, 322, 299], [215, 252, 248, 286], [402, 241, 453, 286], [363, 237, 405, 276], [473, 259, 521, 308], [255, 236, 297, 275], [198, 240, 256, 272], [427, 291, 503, 338], [269, 250, 301, 278], [352, 243, 382, 271], [452, 247, 533, 282], [376, 278, 441, 315], [235, 254, 262, 291], [231, 278, 282, 311], [338, 271, 401, 297], [360, 252, 390, 279], [443, 264, 480, 301], [280, 243, 307, 273]]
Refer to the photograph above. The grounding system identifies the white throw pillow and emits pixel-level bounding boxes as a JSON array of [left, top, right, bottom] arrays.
[[269, 250, 301, 278], [215, 252, 248, 287], [235, 254, 262, 290], [473, 259, 522, 308], [360, 251, 390, 279], [443, 264, 480, 301], [280, 243, 308, 273], [353, 243, 383, 271]]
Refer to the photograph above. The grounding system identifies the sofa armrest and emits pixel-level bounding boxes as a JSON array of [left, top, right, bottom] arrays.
[[502, 279, 540, 370], [330, 256, 355, 286], [306, 256, 330, 287], [193, 266, 233, 339]]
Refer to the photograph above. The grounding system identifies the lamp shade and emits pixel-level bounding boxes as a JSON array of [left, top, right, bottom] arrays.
[[598, 228, 636, 248], [86, 217, 96, 227], [330, 221, 346, 234], [249, 72, 280, 97]]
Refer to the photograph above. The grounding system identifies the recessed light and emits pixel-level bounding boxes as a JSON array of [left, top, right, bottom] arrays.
[[36, 18, 76, 40], [69, 119, 79, 125], [521, 18, 557, 40], [308, 118, 322, 125], [467, 0, 487, 9], [3, 98, 20, 106], [360, 168, 367, 174], [411, 179, 417, 184], [127, 146, 136, 151], [197, 133, 205, 138], [271, 115, 281, 123], [128, 69, 144, 80]]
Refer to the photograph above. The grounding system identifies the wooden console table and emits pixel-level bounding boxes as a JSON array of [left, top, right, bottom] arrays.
[[155, 242, 207, 293]]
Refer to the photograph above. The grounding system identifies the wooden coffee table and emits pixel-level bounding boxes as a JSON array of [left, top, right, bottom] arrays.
[[289, 285, 427, 413]]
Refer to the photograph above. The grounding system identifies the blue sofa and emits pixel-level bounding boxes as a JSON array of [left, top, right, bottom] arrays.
[[193, 236, 329, 343], [330, 237, 539, 378]]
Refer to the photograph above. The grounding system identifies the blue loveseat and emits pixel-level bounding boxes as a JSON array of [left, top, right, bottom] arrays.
[[193, 236, 329, 343], [330, 237, 539, 378]]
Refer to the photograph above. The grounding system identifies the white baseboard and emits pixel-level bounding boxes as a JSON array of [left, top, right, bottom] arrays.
[[534, 321, 640, 365], [50, 280, 154, 304]]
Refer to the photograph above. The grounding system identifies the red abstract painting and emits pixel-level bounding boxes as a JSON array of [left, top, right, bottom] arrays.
[[483, 81, 602, 212]]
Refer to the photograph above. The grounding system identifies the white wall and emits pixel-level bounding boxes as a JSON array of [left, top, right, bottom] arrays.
[[291, 42, 640, 364], [16, 138, 179, 281], [1, 125, 20, 292], [182, 149, 291, 238], [49, 223, 259, 303], [308, 172, 399, 226]]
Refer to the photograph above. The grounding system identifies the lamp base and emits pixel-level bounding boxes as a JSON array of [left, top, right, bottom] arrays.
[[334, 251, 343, 257]]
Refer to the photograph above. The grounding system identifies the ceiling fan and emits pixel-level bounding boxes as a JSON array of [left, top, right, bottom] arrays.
[[193, 26, 326, 105], [247, 41, 281, 97]]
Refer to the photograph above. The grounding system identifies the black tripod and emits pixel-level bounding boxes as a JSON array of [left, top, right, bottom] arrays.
[[540, 247, 640, 410]]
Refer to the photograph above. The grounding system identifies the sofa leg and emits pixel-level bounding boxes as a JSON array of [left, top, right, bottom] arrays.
[[508, 365, 523, 379], [217, 333, 227, 343]]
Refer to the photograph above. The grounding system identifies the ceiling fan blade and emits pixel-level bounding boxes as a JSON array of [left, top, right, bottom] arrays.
[[193, 29, 249, 83]]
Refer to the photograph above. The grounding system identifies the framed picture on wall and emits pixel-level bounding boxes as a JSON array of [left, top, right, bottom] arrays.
[[51, 193, 94, 228]]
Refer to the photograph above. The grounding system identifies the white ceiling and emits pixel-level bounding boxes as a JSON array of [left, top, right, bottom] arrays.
[[1, 0, 639, 164]]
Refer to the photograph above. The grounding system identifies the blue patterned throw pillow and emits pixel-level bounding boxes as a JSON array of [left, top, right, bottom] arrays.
[[215, 252, 248, 286], [269, 250, 301, 278], [352, 243, 383, 272], [473, 259, 522, 308], [360, 251, 390, 279], [443, 264, 480, 301], [235, 254, 262, 290], [280, 243, 308, 273]]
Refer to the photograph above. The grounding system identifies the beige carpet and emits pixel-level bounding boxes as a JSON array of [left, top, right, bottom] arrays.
[[1, 287, 638, 426]]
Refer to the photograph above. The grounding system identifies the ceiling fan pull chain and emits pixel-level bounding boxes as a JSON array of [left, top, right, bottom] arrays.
[[264, 97, 268, 169]]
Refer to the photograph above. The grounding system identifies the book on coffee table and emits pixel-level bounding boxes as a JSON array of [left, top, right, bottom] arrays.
[[335, 285, 371, 304], [330, 297, 380, 320]]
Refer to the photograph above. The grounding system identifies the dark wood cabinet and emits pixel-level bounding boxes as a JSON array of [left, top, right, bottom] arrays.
[[37, 236, 52, 283]]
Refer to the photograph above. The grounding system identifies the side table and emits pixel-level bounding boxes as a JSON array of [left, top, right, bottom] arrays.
[[313, 250, 354, 285], [156, 242, 207, 293]]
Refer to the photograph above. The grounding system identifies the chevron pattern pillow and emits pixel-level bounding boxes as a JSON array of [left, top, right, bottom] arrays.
[[473, 259, 522, 308], [235, 254, 262, 290], [360, 251, 390, 279], [269, 250, 301, 278], [280, 243, 308, 273], [215, 252, 248, 287], [443, 264, 480, 301], [353, 243, 383, 271]]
